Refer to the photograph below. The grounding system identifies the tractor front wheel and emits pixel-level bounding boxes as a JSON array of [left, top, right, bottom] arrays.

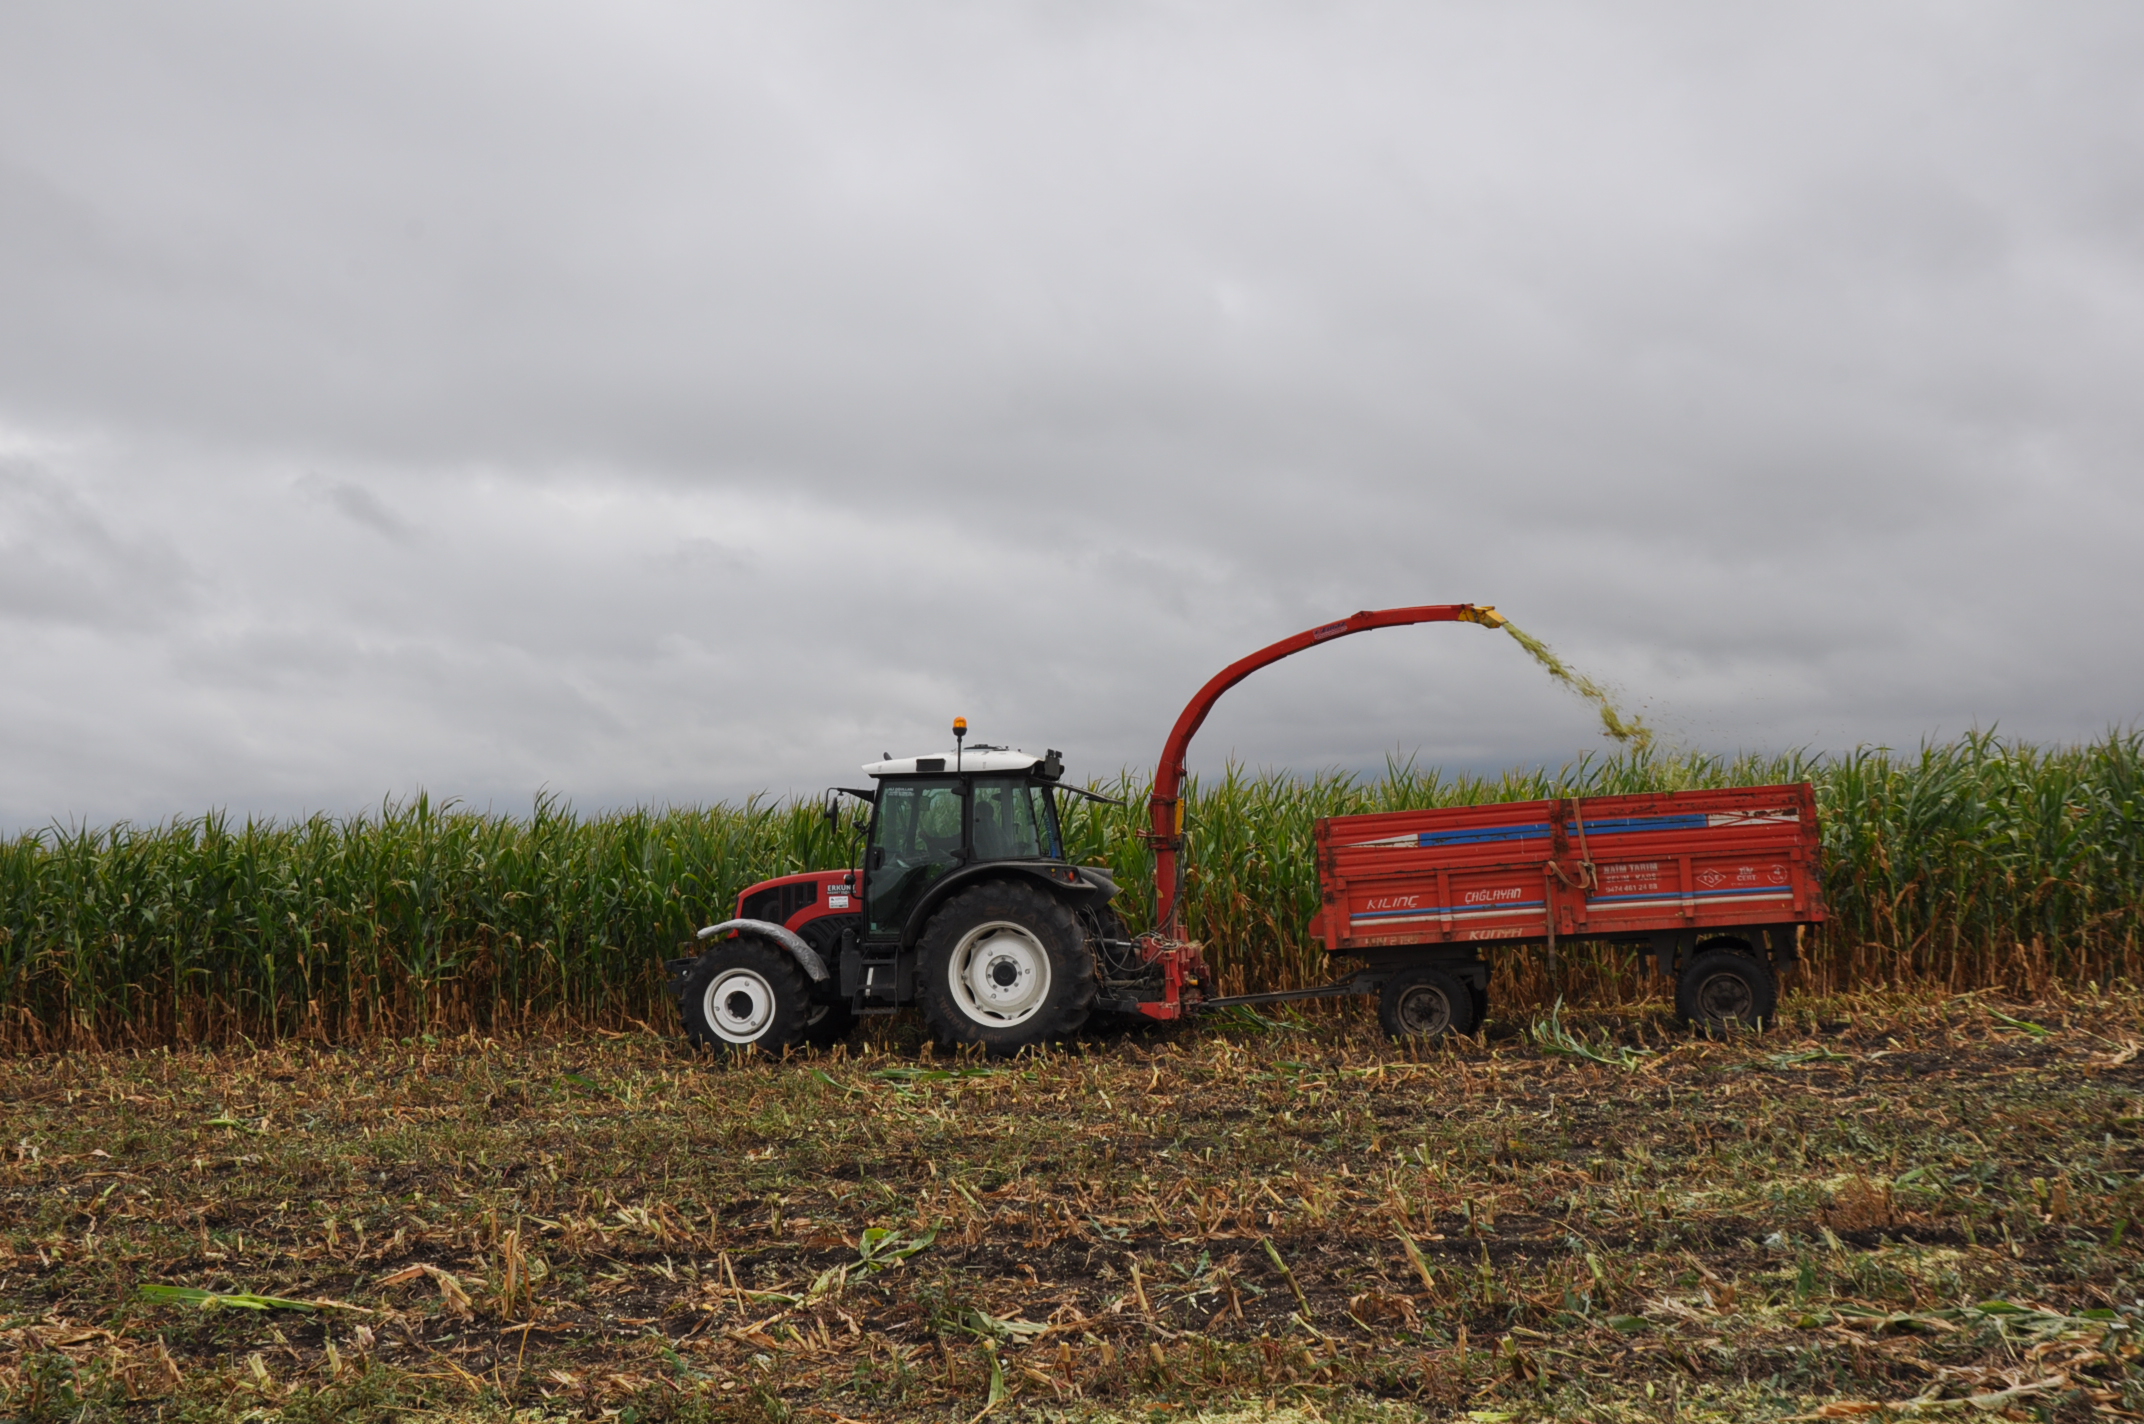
[[679, 939, 811, 1055], [920, 881, 1096, 1053]]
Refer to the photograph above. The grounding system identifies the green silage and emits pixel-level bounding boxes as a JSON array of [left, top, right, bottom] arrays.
[[1500, 620, 1656, 750]]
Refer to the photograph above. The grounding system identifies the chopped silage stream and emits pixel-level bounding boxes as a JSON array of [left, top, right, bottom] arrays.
[[3, 992, 2141, 1421], [1502, 621, 1656, 752]]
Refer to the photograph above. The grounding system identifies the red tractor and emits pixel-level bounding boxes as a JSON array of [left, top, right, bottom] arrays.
[[671, 604, 1510, 1055], [669, 737, 1156, 1055]]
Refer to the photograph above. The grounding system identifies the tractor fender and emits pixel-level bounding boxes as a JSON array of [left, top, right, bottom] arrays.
[[1072, 865, 1120, 900], [695, 918, 831, 983], [901, 862, 1104, 947]]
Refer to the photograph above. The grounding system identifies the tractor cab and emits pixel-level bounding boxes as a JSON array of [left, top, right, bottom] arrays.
[[856, 746, 1071, 941]]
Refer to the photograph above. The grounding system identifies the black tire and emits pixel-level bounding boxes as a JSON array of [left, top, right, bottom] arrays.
[[678, 939, 811, 1055], [1081, 901, 1156, 1037], [1084, 901, 1131, 951], [920, 881, 1096, 1053], [1675, 948, 1776, 1034], [801, 1000, 857, 1049], [794, 915, 859, 1049], [1378, 965, 1480, 1042]]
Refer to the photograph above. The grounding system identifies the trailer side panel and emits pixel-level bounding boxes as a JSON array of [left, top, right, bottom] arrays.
[[1314, 783, 1825, 954]]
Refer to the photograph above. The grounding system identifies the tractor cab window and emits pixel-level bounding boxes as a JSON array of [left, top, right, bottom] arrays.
[[970, 776, 1062, 862], [866, 778, 963, 936]]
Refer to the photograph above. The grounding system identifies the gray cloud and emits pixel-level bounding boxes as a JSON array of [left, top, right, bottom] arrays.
[[298, 474, 417, 543], [0, 451, 196, 630], [0, 1, 2141, 828]]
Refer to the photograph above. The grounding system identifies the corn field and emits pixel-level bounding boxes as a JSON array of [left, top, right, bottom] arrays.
[[1, 731, 2139, 1047]]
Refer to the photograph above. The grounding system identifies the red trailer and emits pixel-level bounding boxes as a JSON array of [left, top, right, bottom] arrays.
[[1297, 784, 1826, 1035], [1136, 604, 1826, 1036]]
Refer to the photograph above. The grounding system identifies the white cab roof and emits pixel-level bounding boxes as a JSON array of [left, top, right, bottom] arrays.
[[863, 749, 1043, 776]]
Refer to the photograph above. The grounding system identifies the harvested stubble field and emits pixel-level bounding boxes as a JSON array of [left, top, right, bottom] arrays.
[[4, 991, 2142, 1423]]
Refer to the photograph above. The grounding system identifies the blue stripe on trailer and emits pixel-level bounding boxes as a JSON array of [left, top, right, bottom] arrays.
[[1353, 808, 1794, 851], [1577, 813, 1710, 835], [1410, 823, 1552, 848]]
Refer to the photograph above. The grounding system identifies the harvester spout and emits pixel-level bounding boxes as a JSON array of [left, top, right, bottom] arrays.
[[1147, 603, 1503, 939]]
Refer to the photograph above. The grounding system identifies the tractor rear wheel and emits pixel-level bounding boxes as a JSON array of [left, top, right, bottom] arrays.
[[801, 1000, 856, 1049], [679, 939, 810, 1055], [920, 881, 1096, 1053], [1082, 902, 1157, 1038], [1378, 965, 1479, 1042]]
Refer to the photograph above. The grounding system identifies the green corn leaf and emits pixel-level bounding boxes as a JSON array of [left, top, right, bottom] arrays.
[[138, 1284, 316, 1313], [857, 1225, 936, 1269], [1988, 1009, 2051, 1038], [984, 1344, 1006, 1407]]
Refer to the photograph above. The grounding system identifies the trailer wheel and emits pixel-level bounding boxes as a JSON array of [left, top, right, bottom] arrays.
[[1675, 949, 1776, 1034], [920, 881, 1096, 1053], [1378, 965, 1479, 1041], [678, 939, 811, 1055]]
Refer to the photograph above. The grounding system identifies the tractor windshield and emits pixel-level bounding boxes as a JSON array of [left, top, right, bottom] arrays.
[[970, 776, 1062, 862], [866, 777, 964, 936]]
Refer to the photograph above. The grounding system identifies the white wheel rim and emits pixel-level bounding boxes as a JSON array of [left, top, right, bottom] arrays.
[[947, 920, 1052, 1027], [704, 967, 777, 1044]]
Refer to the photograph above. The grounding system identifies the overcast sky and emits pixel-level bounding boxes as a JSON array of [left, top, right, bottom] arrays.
[[3, 2, 2141, 829]]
